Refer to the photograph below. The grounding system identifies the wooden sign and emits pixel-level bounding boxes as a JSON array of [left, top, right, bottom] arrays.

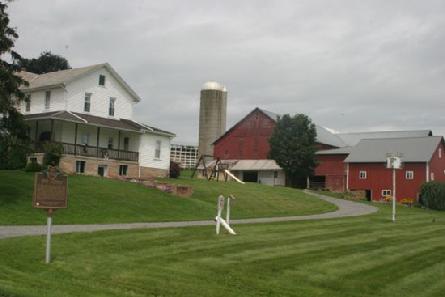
[[33, 167, 68, 209]]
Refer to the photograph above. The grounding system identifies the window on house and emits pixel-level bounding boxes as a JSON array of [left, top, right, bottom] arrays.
[[25, 96, 31, 112], [405, 171, 414, 180], [155, 140, 161, 159], [84, 93, 91, 112], [99, 75, 106, 86], [109, 97, 115, 116], [45, 91, 51, 109], [382, 189, 392, 197], [431, 172, 435, 181], [359, 170, 367, 179], [119, 165, 128, 176], [123, 137, 129, 151], [108, 137, 114, 149], [76, 160, 85, 173], [81, 133, 89, 145]]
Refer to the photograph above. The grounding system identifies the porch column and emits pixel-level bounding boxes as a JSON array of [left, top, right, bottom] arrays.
[[50, 119, 55, 142], [74, 123, 78, 155], [117, 130, 121, 159], [96, 127, 100, 157], [34, 120, 39, 150]]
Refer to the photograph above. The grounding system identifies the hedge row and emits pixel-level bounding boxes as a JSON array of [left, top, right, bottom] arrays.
[[420, 182, 445, 210]]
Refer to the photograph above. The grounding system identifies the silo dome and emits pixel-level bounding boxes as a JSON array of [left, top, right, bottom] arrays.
[[202, 81, 226, 92]]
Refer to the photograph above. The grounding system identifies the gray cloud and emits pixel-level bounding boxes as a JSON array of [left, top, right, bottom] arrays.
[[8, 0, 445, 143]]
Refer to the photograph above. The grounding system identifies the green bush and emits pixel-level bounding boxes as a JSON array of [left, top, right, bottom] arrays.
[[420, 182, 445, 210], [42, 142, 64, 166], [24, 160, 43, 172]]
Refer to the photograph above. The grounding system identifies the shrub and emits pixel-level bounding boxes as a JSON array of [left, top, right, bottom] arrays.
[[24, 160, 43, 172], [42, 142, 64, 166], [169, 161, 181, 178], [420, 182, 445, 210]]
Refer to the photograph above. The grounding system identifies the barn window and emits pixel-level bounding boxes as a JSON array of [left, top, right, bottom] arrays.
[[439, 148, 442, 159], [431, 172, 435, 181], [382, 189, 392, 197], [405, 171, 414, 180], [359, 170, 367, 179]]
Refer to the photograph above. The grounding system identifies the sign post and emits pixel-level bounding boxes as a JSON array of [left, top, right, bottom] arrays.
[[33, 166, 68, 264], [386, 154, 402, 222]]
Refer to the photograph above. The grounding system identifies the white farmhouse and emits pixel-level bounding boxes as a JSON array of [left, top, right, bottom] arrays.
[[18, 63, 175, 178]]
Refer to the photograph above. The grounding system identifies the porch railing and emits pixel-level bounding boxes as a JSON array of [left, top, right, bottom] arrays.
[[33, 141, 139, 162]]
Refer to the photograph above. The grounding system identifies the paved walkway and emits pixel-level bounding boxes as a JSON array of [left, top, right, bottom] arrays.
[[0, 191, 377, 240]]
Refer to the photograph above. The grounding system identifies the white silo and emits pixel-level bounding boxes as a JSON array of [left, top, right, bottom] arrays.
[[198, 81, 227, 157]]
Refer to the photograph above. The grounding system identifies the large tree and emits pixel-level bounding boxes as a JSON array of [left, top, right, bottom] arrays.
[[19, 51, 70, 74], [0, 1, 30, 169], [269, 114, 317, 188]]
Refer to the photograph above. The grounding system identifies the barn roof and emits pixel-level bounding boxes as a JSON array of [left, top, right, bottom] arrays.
[[213, 107, 346, 148], [230, 159, 282, 171], [17, 63, 141, 102], [337, 130, 432, 146], [344, 136, 443, 163], [316, 146, 353, 155]]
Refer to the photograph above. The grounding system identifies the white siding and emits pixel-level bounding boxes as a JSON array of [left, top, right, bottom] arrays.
[[22, 88, 65, 114], [139, 134, 171, 170], [64, 68, 135, 119], [258, 170, 285, 186]]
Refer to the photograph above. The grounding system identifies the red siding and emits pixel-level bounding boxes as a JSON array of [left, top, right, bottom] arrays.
[[214, 109, 275, 159], [348, 162, 426, 201], [315, 154, 348, 192], [429, 141, 445, 182]]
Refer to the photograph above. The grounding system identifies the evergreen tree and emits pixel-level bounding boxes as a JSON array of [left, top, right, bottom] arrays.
[[0, 1, 30, 169], [269, 114, 317, 188], [19, 51, 70, 74]]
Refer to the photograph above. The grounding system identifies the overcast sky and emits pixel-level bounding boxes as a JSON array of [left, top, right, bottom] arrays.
[[8, 0, 445, 144]]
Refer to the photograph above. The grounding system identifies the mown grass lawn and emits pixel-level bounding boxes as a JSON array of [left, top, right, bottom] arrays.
[[0, 170, 335, 225], [0, 203, 444, 297]]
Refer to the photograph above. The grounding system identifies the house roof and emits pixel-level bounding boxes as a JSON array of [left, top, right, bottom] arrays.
[[337, 130, 432, 146], [17, 63, 141, 102], [230, 159, 282, 171], [23, 111, 175, 137], [316, 146, 353, 155], [344, 136, 443, 163]]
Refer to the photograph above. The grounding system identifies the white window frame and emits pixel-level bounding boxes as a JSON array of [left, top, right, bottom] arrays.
[[382, 189, 392, 197], [76, 160, 86, 173], [84, 93, 91, 112], [154, 140, 161, 159], [439, 148, 442, 159], [25, 96, 31, 112], [45, 91, 51, 110], [359, 170, 367, 179], [109, 97, 115, 116], [119, 165, 128, 176], [99, 74, 106, 86], [405, 170, 414, 180]]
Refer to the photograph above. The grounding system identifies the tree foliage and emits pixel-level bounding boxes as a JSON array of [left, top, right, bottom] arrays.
[[269, 114, 317, 188], [19, 51, 70, 74], [0, 1, 30, 169], [420, 182, 445, 210]]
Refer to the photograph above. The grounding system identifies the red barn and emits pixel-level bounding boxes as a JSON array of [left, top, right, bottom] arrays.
[[345, 136, 445, 201]]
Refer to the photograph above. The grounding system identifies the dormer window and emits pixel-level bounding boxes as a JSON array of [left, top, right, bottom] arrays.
[[84, 93, 91, 112], [45, 91, 51, 109], [109, 97, 115, 116], [99, 75, 106, 86]]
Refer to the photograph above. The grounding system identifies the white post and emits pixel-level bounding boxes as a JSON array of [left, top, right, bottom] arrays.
[[392, 168, 396, 222], [216, 195, 224, 235], [226, 197, 231, 225], [45, 214, 52, 263]]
